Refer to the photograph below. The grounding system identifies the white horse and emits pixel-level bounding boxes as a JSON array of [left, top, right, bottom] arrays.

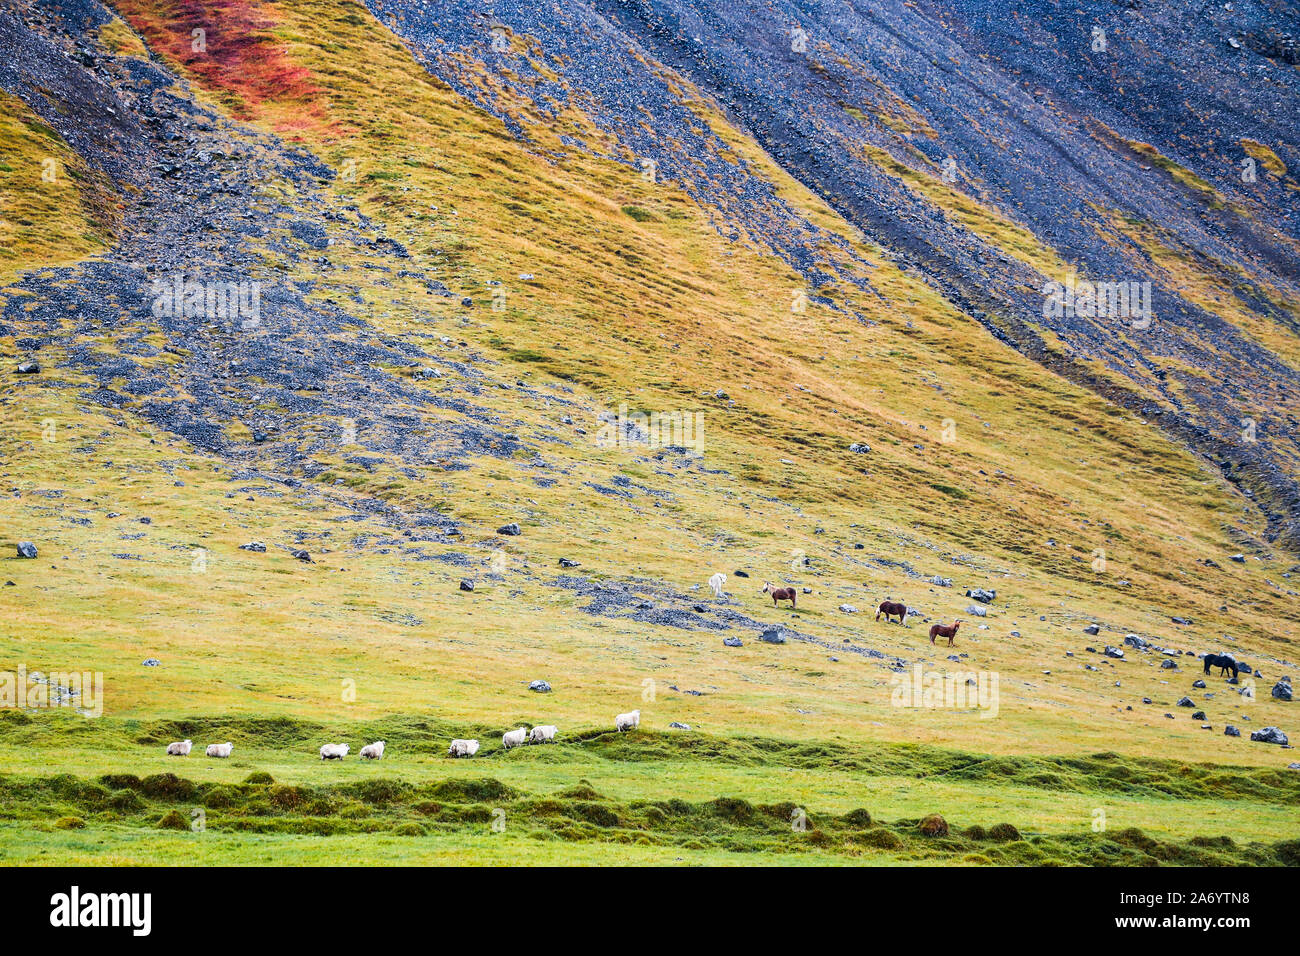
[[708, 572, 726, 598]]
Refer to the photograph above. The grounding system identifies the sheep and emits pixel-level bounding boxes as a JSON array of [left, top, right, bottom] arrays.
[[708, 572, 726, 598], [502, 727, 528, 750], [166, 739, 192, 756], [319, 743, 350, 760], [615, 709, 640, 732], [529, 724, 557, 744], [205, 742, 233, 758], [448, 738, 479, 757], [359, 741, 385, 760]]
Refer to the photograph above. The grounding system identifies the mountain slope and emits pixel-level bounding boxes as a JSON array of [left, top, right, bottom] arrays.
[[366, 0, 1300, 547], [0, 0, 1297, 865]]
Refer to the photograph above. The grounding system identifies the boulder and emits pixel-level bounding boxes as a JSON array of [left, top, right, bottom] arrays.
[[497, 522, 522, 536], [1176, 697, 1194, 707], [1192, 679, 1206, 689], [239, 542, 267, 553], [838, 604, 858, 614], [16, 360, 39, 374], [759, 628, 786, 644], [16, 542, 37, 559], [1192, 711, 1207, 721], [1250, 727, 1288, 745], [1083, 624, 1100, 635], [965, 588, 996, 604], [1225, 726, 1240, 737], [1123, 634, 1150, 649], [723, 636, 743, 647], [966, 605, 987, 617], [459, 579, 475, 592], [1272, 678, 1293, 702], [1104, 646, 1124, 659], [668, 722, 691, 731], [528, 680, 551, 693]]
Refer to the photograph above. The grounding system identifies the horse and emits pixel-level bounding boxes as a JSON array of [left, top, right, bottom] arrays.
[[708, 572, 726, 599], [762, 582, 797, 608], [929, 620, 963, 646], [876, 600, 908, 624], [1202, 653, 1238, 679]]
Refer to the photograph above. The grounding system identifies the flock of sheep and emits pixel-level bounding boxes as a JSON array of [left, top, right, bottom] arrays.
[[162, 710, 643, 762]]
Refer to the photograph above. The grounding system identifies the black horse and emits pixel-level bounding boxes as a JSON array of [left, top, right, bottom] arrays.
[[1203, 653, 1238, 679]]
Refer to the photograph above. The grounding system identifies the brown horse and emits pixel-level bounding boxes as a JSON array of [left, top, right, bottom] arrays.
[[929, 620, 963, 646], [876, 600, 908, 624], [762, 582, 797, 608]]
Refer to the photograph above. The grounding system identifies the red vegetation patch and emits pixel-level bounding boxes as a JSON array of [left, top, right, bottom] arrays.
[[113, 0, 328, 134]]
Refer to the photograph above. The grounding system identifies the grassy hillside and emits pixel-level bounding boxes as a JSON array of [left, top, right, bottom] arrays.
[[0, 91, 115, 284], [0, 0, 1296, 865]]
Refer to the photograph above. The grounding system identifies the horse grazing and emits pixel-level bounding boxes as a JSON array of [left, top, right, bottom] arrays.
[[762, 582, 797, 608], [876, 600, 908, 625], [1202, 653, 1238, 679], [929, 620, 963, 646]]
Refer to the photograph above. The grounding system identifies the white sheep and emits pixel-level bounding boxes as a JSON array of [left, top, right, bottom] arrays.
[[205, 742, 233, 758], [359, 741, 385, 760], [615, 709, 640, 732], [529, 725, 557, 744], [448, 738, 479, 757], [708, 572, 726, 598], [502, 727, 528, 749], [320, 743, 350, 760], [165, 739, 192, 756]]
